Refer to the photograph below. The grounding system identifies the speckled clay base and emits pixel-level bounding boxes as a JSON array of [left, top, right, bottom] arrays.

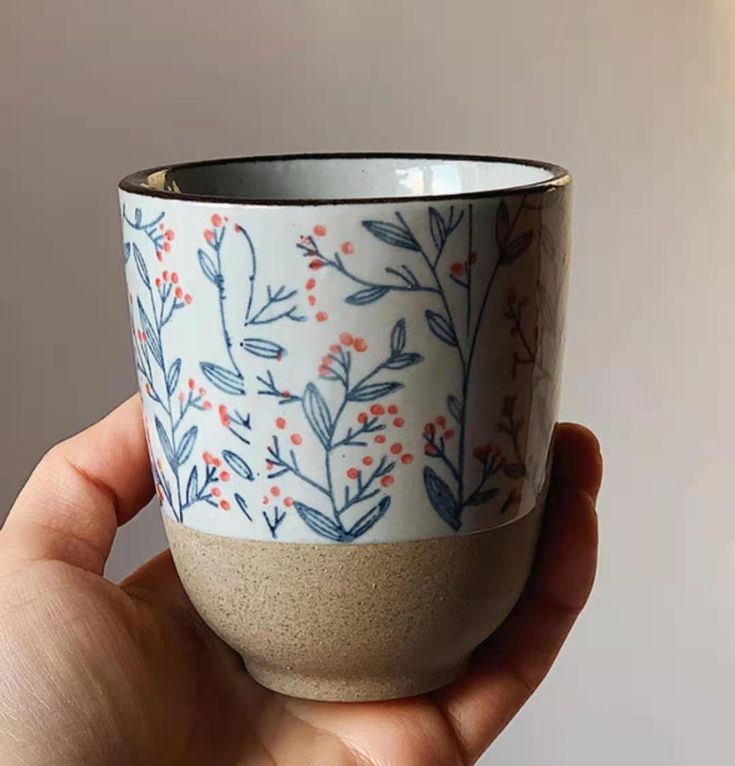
[[164, 507, 543, 702]]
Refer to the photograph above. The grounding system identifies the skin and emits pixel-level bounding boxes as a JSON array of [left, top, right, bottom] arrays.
[[0, 396, 601, 766]]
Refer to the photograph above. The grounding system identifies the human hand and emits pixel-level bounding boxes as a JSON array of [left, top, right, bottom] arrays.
[[0, 396, 600, 766]]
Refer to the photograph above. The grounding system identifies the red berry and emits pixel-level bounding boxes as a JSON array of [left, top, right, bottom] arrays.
[[401, 453, 414, 464], [175, 286, 183, 299], [204, 229, 215, 244], [184, 294, 193, 305], [347, 467, 359, 480], [171, 272, 179, 284], [270, 486, 280, 497], [444, 429, 455, 439], [290, 433, 303, 445], [380, 475, 394, 488], [450, 262, 464, 276], [308, 295, 316, 306], [188, 378, 195, 389], [211, 487, 221, 497], [341, 241, 354, 254], [211, 214, 222, 227], [165, 229, 175, 241], [425, 444, 439, 456], [339, 332, 354, 346], [316, 311, 328, 322], [393, 417, 404, 428], [424, 423, 436, 435], [276, 416, 286, 429], [309, 259, 324, 269], [203, 401, 212, 410], [284, 496, 294, 507], [390, 443, 402, 455], [387, 404, 398, 415], [435, 416, 446, 428], [219, 471, 230, 481], [357, 412, 368, 424], [375, 434, 386, 444], [313, 224, 327, 236], [362, 456, 374, 466], [163, 241, 171, 253], [212, 457, 222, 467], [353, 337, 367, 352], [163, 270, 169, 281], [220, 500, 230, 511], [371, 404, 384, 416], [306, 277, 316, 290]]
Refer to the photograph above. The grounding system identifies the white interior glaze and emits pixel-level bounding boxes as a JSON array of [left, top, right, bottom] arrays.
[[144, 157, 556, 201]]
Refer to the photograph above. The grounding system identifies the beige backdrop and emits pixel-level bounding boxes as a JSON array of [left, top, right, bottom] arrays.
[[2, 1, 733, 763]]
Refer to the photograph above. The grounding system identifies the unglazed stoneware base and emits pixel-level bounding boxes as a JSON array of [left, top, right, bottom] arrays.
[[164, 505, 544, 701]]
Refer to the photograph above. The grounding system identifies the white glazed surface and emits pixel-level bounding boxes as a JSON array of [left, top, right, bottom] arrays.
[[120, 166, 568, 543]]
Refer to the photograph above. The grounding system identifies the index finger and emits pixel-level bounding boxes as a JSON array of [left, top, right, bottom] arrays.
[[433, 423, 602, 763]]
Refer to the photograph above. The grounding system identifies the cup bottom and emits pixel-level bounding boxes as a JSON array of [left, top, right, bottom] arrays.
[[164, 508, 543, 702], [244, 656, 469, 702]]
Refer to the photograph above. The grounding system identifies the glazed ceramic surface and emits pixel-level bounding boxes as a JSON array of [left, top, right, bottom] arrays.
[[119, 155, 570, 545]]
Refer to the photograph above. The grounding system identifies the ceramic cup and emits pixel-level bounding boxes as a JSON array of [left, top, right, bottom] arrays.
[[118, 153, 571, 701]]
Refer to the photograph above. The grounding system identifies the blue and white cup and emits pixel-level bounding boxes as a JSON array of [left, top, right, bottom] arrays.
[[119, 154, 571, 700]]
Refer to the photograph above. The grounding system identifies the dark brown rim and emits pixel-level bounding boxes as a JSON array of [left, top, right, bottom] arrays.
[[118, 152, 571, 207]]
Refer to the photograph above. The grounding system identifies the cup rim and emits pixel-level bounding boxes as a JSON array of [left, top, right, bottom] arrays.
[[118, 152, 571, 206]]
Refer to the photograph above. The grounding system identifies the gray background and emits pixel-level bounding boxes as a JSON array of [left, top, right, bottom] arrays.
[[2, 1, 733, 763]]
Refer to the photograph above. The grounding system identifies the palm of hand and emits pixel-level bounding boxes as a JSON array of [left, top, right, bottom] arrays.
[[0, 398, 600, 766]]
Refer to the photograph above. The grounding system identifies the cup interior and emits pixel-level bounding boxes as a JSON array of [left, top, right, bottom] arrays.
[[120, 154, 567, 203]]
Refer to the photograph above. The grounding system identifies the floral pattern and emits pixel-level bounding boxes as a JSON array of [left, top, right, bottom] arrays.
[[120, 187, 568, 543]]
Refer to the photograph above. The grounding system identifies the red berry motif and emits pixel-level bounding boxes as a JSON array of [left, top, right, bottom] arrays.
[[340, 241, 354, 254], [313, 224, 327, 236]]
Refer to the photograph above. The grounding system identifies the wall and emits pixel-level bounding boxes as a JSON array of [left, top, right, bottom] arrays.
[[1, 1, 732, 762]]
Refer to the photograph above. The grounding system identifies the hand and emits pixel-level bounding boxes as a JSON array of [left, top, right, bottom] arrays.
[[0, 396, 601, 766]]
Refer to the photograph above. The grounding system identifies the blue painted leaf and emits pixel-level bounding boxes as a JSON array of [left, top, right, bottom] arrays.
[[222, 450, 254, 480], [200, 361, 245, 395], [235, 493, 252, 521], [347, 496, 391, 539], [384, 352, 423, 370], [240, 337, 285, 359], [390, 319, 406, 353], [447, 395, 462, 422], [131, 243, 150, 288], [137, 298, 163, 368], [186, 466, 199, 504], [176, 425, 198, 466], [197, 249, 219, 283], [500, 230, 533, 264], [158, 470, 173, 508], [123, 242, 131, 264], [134, 207, 142, 226], [294, 501, 345, 542], [302, 383, 332, 449], [155, 416, 176, 469], [429, 207, 447, 251], [362, 220, 420, 251], [345, 286, 390, 305], [348, 381, 403, 402], [425, 310, 458, 347], [166, 358, 182, 396], [467, 488, 500, 506], [423, 466, 461, 530]]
